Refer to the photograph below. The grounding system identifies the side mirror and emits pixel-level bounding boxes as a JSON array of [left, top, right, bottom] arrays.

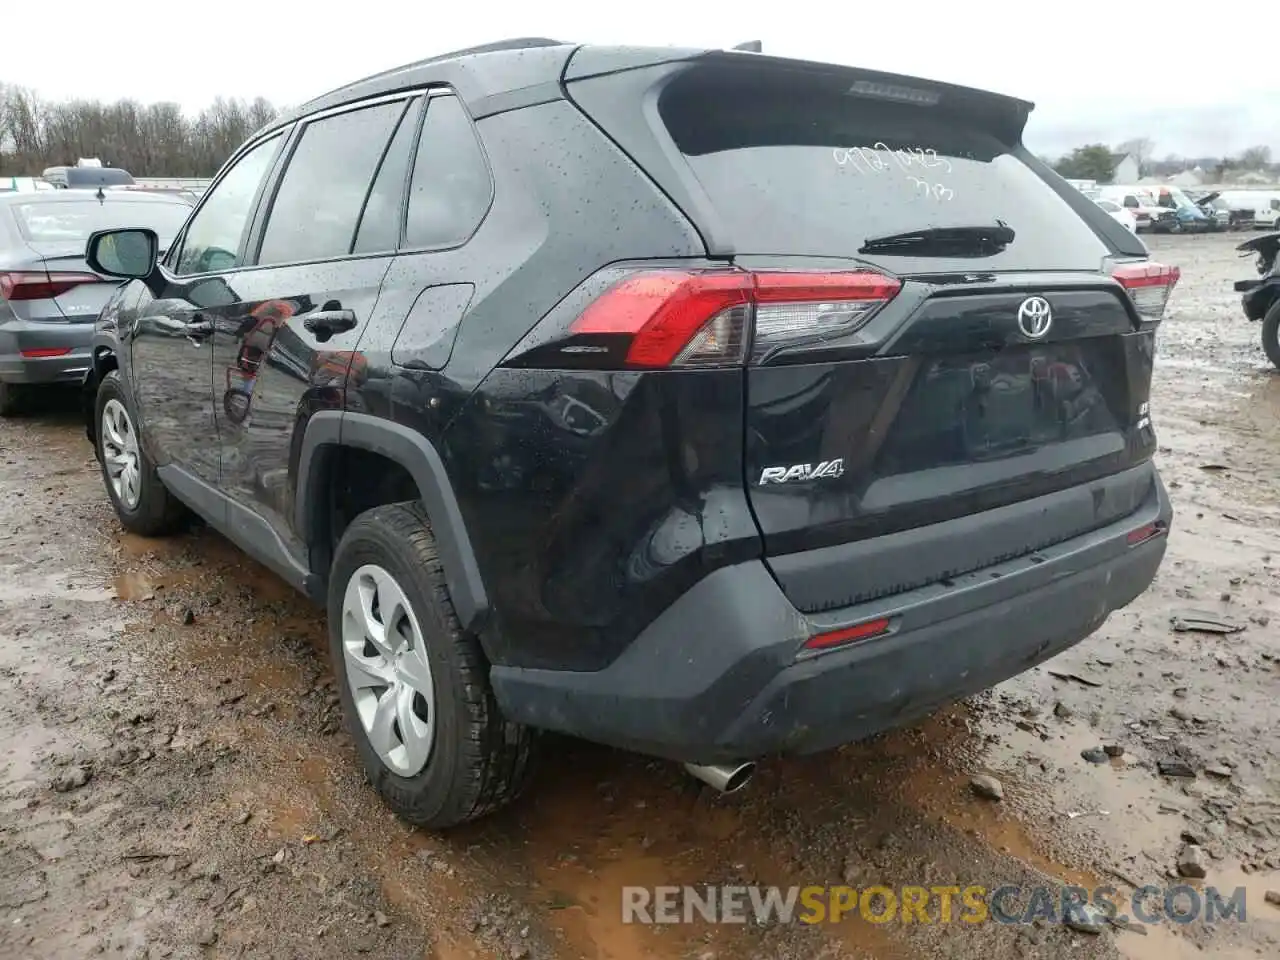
[[86, 228, 159, 280]]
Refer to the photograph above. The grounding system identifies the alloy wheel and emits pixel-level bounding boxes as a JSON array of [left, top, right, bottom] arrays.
[[341, 564, 437, 776], [101, 399, 142, 509]]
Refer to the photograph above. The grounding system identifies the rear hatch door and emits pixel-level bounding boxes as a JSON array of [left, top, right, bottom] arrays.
[[568, 52, 1168, 612]]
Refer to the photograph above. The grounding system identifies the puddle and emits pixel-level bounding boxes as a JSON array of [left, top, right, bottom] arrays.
[[492, 733, 951, 959], [976, 716, 1180, 863], [117, 531, 188, 561], [1111, 864, 1280, 960], [0, 716, 64, 801], [0, 568, 113, 603], [114, 569, 159, 600]]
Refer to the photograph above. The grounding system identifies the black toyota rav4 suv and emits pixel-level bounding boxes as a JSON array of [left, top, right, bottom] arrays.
[[82, 39, 1176, 827]]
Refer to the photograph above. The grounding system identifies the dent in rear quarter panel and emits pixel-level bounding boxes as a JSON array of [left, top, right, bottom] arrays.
[[373, 99, 751, 671]]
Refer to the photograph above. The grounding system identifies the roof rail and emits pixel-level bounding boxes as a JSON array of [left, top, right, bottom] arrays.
[[423, 37, 567, 62], [322, 37, 569, 96]]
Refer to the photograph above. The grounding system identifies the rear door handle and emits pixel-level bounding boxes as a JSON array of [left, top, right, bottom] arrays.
[[303, 309, 358, 341]]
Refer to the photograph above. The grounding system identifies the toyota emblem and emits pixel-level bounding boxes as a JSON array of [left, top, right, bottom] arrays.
[[1017, 296, 1053, 339]]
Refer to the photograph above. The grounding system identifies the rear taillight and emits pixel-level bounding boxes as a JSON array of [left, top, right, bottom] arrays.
[[1111, 261, 1180, 321], [570, 271, 752, 367], [0, 270, 100, 302], [530, 268, 901, 369], [749, 272, 902, 364]]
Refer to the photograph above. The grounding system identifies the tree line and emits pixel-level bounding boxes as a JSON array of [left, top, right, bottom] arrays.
[[0, 84, 279, 178], [1052, 136, 1275, 183], [4, 86, 1276, 187]]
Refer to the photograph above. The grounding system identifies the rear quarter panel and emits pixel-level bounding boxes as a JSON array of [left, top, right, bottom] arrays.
[[360, 98, 748, 670]]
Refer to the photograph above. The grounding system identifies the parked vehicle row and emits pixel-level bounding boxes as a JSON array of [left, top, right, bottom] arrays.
[[1205, 189, 1280, 230], [1090, 187, 1181, 233], [1088, 183, 1280, 234]]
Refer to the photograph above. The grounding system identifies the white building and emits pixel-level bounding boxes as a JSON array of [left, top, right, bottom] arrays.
[[1112, 153, 1141, 183], [1169, 168, 1205, 188]]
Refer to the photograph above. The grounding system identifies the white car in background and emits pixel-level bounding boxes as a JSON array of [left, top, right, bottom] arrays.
[[1216, 191, 1280, 230], [1095, 197, 1139, 233]]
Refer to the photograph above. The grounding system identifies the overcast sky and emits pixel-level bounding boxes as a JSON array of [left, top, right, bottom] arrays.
[[9, 1, 1277, 159]]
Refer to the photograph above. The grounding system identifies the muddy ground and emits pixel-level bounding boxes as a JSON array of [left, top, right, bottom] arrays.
[[2, 231, 1278, 960]]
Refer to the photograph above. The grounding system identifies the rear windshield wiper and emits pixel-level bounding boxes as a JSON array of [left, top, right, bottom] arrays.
[[859, 221, 1015, 257]]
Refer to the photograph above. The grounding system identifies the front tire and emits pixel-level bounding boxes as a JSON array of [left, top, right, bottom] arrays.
[[94, 371, 185, 536], [1262, 301, 1280, 371], [328, 502, 536, 828]]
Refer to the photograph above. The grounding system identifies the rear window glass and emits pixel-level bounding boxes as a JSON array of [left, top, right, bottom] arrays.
[[657, 66, 1109, 271], [12, 200, 190, 244]]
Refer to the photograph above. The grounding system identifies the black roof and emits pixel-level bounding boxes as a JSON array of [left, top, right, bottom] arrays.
[[255, 39, 1033, 145], [265, 38, 584, 136]]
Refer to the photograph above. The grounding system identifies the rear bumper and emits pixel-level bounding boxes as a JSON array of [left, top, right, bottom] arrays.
[[0, 320, 93, 384], [491, 467, 1172, 763]]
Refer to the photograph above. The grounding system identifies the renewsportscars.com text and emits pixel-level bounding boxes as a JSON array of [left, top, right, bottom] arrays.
[[622, 884, 1249, 926]]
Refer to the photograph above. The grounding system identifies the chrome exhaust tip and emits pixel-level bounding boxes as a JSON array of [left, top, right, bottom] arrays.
[[682, 761, 756, 794]]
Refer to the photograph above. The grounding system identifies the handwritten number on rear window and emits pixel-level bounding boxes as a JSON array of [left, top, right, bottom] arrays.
[[833, 144, 954, 200]]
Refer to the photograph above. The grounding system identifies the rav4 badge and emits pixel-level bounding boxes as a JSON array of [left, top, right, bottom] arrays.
[[757, 459, 846, 485]]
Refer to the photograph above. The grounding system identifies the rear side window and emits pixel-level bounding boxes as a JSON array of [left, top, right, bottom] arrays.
[[655, 64, 1110, 271], [404, 96, 491, 249], [352, 99, 422, 255], [257, 101, 404, 266], [174, 134, 283, 276]]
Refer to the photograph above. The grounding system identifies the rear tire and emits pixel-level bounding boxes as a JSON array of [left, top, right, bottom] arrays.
[[328, 502, 536, 829], [1262, 302, 1280, 371], [94, 371, 185, 536]]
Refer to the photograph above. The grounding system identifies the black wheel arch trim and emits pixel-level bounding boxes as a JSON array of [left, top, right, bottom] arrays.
[[82, 343, 125, 446], [297, 410, 489, 630]]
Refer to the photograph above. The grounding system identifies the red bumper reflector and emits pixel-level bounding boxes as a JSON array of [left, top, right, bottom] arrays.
[[1126, 522, 1164, 546], [804, 617, 892, 651], [20, 347, 73, 358]]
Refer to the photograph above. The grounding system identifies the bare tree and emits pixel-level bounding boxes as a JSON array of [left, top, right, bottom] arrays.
[[0, 84, 279, 176], [1238, 145, 1272, 171]]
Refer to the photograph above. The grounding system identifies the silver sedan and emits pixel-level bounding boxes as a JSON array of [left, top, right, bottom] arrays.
[[0, 189, 191, 415]]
